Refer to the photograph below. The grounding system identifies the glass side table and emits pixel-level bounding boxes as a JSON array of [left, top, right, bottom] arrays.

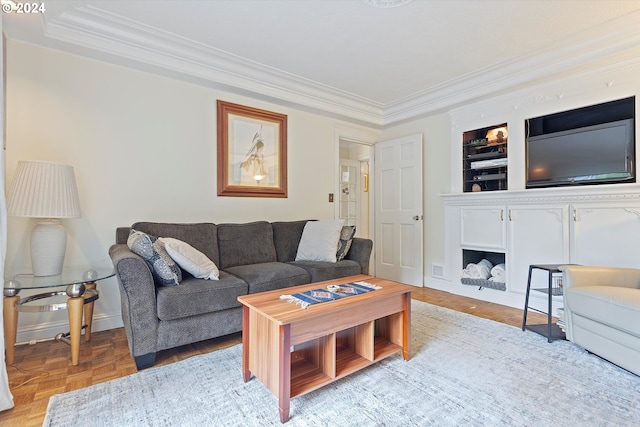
[[3, 267, 115, 366]]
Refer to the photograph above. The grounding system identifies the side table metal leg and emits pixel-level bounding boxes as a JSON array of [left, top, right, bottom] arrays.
[[83, 282, 97, 342], [68, 296, 84, 366], [402, 292, 411, 361], [3, 295, 19, 365], [547, 271, 553, 343], [522, 266, 533, 331]]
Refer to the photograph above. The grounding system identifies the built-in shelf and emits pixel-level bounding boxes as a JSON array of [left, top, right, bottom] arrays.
[[463, 123, 508, 192]]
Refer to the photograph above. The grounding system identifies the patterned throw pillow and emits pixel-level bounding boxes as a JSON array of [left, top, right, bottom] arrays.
[[336, 226, 356, 261], [127, 230, 182, 286]]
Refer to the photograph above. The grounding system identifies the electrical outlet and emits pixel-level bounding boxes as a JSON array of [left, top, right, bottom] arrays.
[[29, 339, 36, 345], [329, 193, 334, 202]]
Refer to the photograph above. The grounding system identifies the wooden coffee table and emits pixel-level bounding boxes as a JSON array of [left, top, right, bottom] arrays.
[[237, 274, 412, 423]]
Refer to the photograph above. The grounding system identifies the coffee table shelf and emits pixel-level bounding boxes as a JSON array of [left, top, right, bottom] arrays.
[[291, 314, 403, 398], [290, 364, 332, 398]]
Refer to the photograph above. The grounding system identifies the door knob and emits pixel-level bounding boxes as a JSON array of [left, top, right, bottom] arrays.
[[413, 215, 422, 220]]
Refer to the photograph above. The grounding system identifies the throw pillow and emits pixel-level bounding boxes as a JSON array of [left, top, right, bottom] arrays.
[[160, 237, 219, 280], [295, 220, 345, 263], [336, 226, 356, 261], [127, 230, 182, 286]]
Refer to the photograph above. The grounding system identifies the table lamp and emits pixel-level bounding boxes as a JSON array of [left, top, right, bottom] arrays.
[[6, 160, 82, 276]]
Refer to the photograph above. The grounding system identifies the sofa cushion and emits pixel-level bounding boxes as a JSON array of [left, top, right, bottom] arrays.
[[566, 286, 640, 337], [156, 271, 248, 321], [131, 222, 219, 266], [336, 226, 356, 261], [295, 220, 345, 262], [272, 220, 309, 262], [217, 221, 277, 269], [127, 230, 182, 286], [288, 260, 362, 283], [160, 237, 219, 280], [225, 262, 310, 294]]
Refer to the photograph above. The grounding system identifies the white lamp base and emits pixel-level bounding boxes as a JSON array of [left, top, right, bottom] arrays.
[[30, 220, 67, 276]]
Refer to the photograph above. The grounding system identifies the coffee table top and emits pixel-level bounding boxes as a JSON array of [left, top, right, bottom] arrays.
[[237, 274, 413, 325]]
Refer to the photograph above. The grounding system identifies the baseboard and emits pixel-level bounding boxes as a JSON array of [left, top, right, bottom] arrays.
[[15, 312, 124, 345], [423, 276, 562, 315]]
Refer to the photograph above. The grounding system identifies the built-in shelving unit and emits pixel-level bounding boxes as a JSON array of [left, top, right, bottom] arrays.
[[463, 123, 508, 192]]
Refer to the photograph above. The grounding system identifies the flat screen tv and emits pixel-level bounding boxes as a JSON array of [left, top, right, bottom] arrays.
[[526, 118, 635, 188]]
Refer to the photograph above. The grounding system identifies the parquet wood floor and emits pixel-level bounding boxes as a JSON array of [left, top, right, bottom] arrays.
[[0, 287, 552, 427]]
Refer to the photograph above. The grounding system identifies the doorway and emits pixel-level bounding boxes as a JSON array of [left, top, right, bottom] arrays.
[[338, 140, 372, 239]]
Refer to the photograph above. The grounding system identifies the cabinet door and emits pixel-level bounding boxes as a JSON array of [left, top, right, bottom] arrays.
[[507, 205, 569, 293], [460, 206, 506, 250], [572, 204, 640, 267]]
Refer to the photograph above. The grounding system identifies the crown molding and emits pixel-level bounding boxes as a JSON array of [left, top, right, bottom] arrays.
[[31, 6, 640, 127], [383, 11, 640, 125], [42, 5, 386, 125]]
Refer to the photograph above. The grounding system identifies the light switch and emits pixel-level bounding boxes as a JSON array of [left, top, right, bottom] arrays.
[[329, 193, 334, 202]]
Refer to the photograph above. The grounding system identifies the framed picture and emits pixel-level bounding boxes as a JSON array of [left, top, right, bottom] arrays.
[[217, 100, 287, 197]]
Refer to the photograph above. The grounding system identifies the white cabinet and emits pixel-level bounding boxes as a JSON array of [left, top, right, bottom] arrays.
[[507, 205, 570, 293], [444, 190, 640, 311], [460, 203, 569, 293], [572, 203, 640, 268], [460, 206, 506, 250]]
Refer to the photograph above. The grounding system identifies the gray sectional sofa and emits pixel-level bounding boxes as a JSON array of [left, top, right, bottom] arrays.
[[109, 220, 373, 369]]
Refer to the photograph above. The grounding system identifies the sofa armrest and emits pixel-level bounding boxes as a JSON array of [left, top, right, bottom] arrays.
[[109, 244, 159, 359], [560, 265, 640, 290], [345, 237, 373, 275]]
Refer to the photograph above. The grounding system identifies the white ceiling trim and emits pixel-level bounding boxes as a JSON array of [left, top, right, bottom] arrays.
[[383, 11, 640, 124], [41, 6, 640, 127], [43, 6, 385, 124]]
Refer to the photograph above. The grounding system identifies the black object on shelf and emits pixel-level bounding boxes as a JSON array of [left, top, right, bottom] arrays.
[[521, 264, 570, 343]]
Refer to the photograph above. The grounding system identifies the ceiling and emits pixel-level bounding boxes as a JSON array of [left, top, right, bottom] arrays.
[[3, 0, 640, 126]]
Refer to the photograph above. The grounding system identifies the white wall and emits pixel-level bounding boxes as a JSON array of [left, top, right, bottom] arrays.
[[5, 40, 377, 342]]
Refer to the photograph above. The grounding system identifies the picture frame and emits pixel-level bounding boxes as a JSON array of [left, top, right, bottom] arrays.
[[217, 100, 288, 197]]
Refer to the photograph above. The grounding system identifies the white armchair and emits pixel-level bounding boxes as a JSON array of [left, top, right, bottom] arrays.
[[560, 265, 640, 376]]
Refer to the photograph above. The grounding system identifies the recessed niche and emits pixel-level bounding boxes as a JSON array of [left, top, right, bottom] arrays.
[[461, 249, 506, 291]]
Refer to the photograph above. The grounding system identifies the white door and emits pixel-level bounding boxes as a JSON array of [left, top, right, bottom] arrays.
[[374, 134, 423, 286]]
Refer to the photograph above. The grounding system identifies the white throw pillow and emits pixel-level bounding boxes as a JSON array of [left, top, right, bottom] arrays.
[[295, 220, 345, 262], [160, 237, 219, 280]]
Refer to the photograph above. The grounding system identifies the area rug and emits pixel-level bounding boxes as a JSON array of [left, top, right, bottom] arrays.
[[44, 300, 640, 426]]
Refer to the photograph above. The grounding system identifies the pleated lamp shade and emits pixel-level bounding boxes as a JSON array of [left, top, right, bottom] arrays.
[[7, 161, 82, 276], [7, 160, 81, 218]]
